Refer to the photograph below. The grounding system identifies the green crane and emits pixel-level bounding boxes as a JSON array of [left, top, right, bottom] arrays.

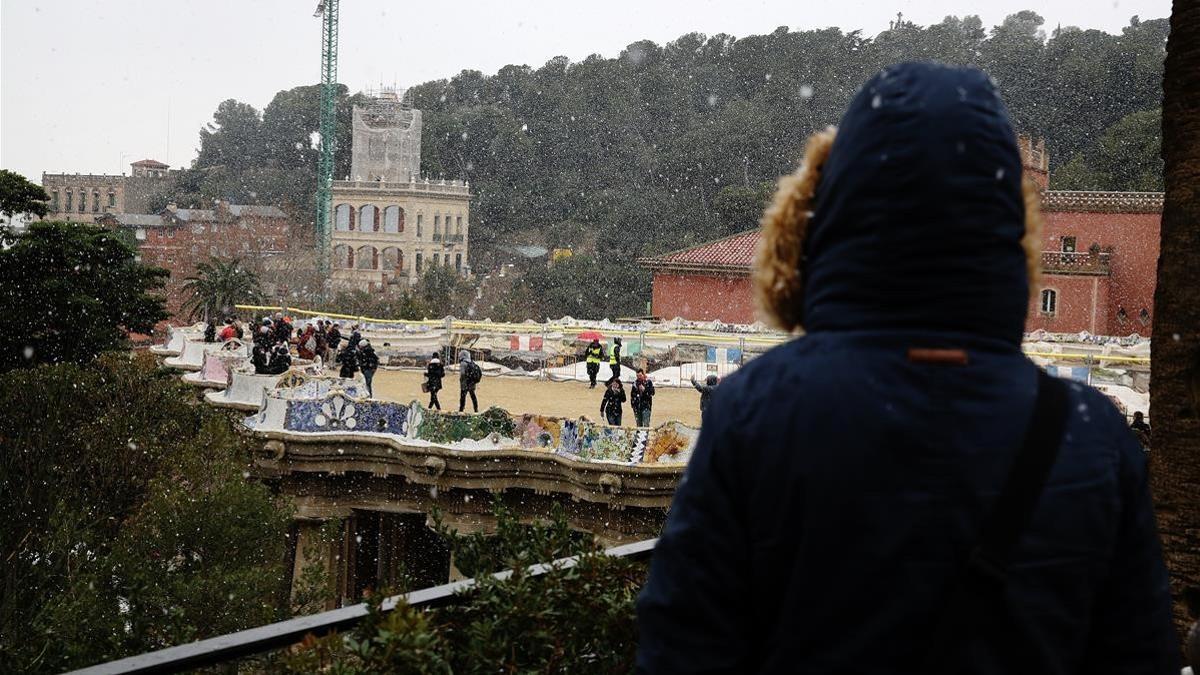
[[314, 0, 340, 279]]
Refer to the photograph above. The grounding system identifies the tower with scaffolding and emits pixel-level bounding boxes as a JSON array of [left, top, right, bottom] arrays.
[[351, 88, 423, 182]]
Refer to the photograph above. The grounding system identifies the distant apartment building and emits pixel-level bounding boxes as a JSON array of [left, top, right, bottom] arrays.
[[330, 90, 471, 291], [41, 159, 172, 223], [97, 202, 295, 318]]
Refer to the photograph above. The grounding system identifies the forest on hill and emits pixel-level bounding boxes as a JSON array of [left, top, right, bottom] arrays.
[[161, 11, 1167, 319]]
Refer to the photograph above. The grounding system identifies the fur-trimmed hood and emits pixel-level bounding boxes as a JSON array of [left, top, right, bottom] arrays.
[[755, 62, 1040, 346]]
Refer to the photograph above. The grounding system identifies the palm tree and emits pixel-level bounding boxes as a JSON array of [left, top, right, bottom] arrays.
[[1151, 0, 1200, 638], [181, 259, 264, 321]]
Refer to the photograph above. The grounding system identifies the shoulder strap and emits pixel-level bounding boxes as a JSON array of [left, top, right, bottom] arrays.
[[923, 368, 1070, 672]]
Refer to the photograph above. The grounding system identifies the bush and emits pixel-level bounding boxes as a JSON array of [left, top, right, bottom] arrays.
[[0, 353, 292, 672], [285, 503, 646, 673]]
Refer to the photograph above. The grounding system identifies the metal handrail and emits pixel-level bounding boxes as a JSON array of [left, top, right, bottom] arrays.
[[67, 538, 657, 675]]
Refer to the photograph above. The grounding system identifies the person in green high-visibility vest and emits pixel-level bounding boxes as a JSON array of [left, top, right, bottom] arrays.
[[609, 337, 622, 381], [584, 338, 604, 388]]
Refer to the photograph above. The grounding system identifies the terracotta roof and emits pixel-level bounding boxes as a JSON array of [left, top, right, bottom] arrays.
[[1041, 190, 1163, 214], [131, 159, 169, 168], [639, 230, 758, 274]]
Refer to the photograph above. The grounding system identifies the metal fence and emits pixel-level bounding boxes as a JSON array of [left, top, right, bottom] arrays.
[[67, 538, 657, 675]]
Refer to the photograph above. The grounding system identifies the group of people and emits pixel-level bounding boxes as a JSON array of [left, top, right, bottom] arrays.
[[598, 368, 659, 427], [205, 313, 380, 396]]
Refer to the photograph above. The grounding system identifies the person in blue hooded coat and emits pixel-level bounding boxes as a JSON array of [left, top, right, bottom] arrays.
[[636, 63, 1178, 674]]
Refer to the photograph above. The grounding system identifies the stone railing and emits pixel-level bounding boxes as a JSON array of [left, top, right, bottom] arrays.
[[1041, 250, 1112, 276], [333, 179, 470, 196], [1041, 190, 1164, 213]]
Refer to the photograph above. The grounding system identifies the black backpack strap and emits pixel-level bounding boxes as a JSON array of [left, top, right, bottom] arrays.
[[923, 368, 1071, 671]]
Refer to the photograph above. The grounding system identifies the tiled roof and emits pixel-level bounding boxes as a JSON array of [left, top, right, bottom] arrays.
[[108, 213, 166, 227], [228, 204, 287, 218], [639, 230, 759, 273], [131, 159, 169, 168]]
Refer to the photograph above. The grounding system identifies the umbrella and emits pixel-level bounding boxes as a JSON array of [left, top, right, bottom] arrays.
[[577, 330, 604, 341]]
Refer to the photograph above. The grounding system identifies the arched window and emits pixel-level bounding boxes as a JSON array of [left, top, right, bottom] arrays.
[[356, 245, 378, 270], [1040, 289, 1057, 316], [383, 206, 404, 233], [455, 253, 462, 272], [1138, 308, 1151, 326], [333, 244, 352, 269], [335, 204, 352, 231], [359, 205, 379, 232], [381, 247, 402, 271]]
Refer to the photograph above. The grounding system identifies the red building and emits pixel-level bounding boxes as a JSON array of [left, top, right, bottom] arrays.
[[98, 202, 296, 319], [641, 191, 1163, 336]]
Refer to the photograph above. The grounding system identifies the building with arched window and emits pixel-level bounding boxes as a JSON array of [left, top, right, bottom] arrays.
[[330, 91, 471, 292]]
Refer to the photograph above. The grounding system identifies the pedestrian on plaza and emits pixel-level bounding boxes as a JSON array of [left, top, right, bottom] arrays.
[[296, 323, 318, 361], [610, 337, 623, 381], [336, 343, 358, 380], [253, 324, 272, 348], [358, 340, 379, 398], [347, 324, 363, 351], [314, 321, 328, 365], [458, 349, 482, 413], [584, 338, 604, 388], [273, 312, 293, 344], [218, 317, 237, 342], [636, 63, 1177, 673], [1130, 410, 1151, 434], [327, 322, 343, 357], [425, 351, 445, 410], [265, 343, 291, 375], [203, 320, 217, 343], [232, 317, 245, 340], [630, 368, 655, 427], [251, 339, 271, 375], [601, 376, 626, 426], [690, 374, 720, 414]]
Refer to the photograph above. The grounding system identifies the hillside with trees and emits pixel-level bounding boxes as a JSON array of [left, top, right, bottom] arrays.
[[169, 11, 1167, 319]]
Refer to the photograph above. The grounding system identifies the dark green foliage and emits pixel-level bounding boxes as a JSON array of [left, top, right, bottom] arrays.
[[286, 503, 645, 673], [181, 258, 265, 321], [1054, 108, 1164, 191], [0, 222, 169, 372], [0, 354, 292, 672], [494, 254, 651, 321], [0, 169, 50, 219], [416, 406, 516, 444], [432, 502, 589, 578]]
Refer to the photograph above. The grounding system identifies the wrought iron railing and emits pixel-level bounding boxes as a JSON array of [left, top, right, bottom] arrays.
[[1041, 250, 1111, 275], [67, 538, 656, 675]]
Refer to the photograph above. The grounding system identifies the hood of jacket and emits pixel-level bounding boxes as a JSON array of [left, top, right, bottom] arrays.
[[801, 62, 1028, 346], [458, 349, 472, 363]]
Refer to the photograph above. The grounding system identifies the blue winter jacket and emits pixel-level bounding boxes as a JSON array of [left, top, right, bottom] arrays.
[[636, 63, 1177, 674]]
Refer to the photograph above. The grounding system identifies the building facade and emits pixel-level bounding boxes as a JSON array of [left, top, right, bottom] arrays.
[[641, 144, 1163, 336], [41, 159, 172, 223], [98, 202, 295, 317], [330, 91, 470, 291]]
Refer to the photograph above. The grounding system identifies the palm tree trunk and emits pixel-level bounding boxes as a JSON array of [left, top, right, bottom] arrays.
[[1151, 0, 1200, 638]]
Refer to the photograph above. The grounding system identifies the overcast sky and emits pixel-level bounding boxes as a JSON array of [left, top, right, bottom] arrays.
[[1, 0, 1171, 184]]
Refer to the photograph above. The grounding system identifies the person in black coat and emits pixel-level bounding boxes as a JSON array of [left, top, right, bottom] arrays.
[[357, 340, 379, 398], [336, 345, 358, 380], [636, 63, 1177, 673], [609, 337, 622, 381], [203, 321, 216, 343], [251, 342, 270, 375], [265, 343, 291, 375], [630, 369, 655, 427], [690, 374, 719, 414], [600, 376, 626, 426], [425, 352, 445, 410]]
